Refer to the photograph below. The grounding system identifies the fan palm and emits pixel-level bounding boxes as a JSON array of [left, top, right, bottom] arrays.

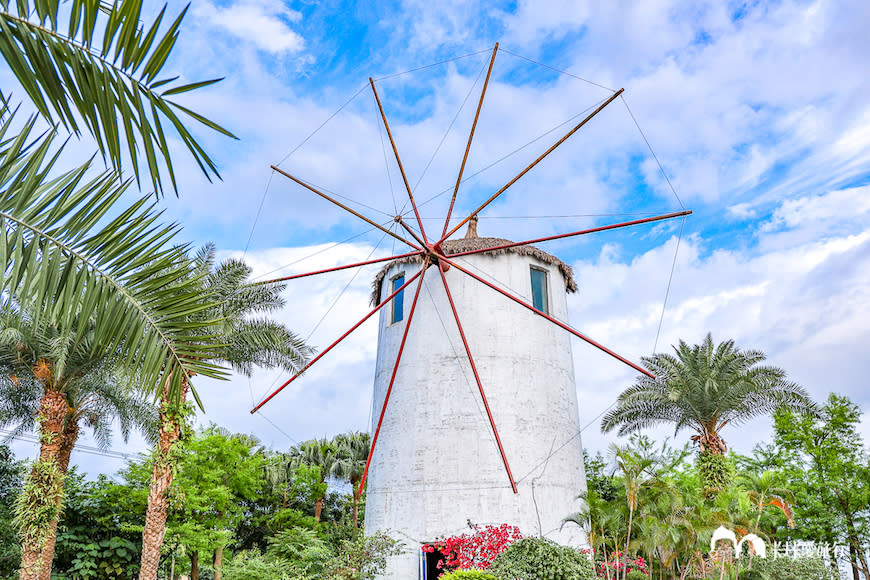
[[139, 246, 312, 580], [601, 334, 815, 492], [0, 305, 158, 580], [0, 0, 236, 196]]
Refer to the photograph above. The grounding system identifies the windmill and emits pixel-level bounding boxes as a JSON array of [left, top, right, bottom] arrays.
[[251, 44, 690, 577]]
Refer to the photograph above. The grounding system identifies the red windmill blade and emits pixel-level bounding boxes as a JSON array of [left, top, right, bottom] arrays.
[[250, 43, 691, 497]]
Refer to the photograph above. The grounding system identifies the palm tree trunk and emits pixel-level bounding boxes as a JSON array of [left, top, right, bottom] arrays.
[[36, 419, 79, 580], [314, 497, 323, 522], [138, 378, 188, 580], [352, 483, 361, 528], [18, 390, 67, 580], [623, 506, 634, 580]]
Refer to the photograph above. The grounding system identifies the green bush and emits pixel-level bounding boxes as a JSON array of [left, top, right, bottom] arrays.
[[626, 570, 649, 580], [222, 551, 295, 580], [749, 556, 834, 580], [439, 570, 499, 580], [489, 537, 595, 580], [737, 566, 768, 580]]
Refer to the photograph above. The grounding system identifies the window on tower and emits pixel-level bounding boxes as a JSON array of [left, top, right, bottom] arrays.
[[530, 266, 549, 314], [391, 274, 405, 323]]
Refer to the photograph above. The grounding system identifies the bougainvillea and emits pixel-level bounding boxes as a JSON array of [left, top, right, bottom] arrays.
[[422, 523, 523, 571], [597, 551, 649, 578]]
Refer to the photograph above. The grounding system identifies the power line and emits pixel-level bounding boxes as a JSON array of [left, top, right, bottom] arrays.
[[0, 429, 140, 461]]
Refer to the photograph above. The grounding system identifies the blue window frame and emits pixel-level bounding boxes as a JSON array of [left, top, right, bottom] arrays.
[[391, 274, 405, 323], [530, 267, 549, 314]]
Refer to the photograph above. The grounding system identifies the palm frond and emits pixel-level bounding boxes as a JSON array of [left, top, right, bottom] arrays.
[[601, 333, 815, 452], [0, 0, 237, 196], [0, 113, 228, 406]]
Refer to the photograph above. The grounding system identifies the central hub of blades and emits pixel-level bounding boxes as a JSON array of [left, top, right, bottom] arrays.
[[426, 244, 450, 272]]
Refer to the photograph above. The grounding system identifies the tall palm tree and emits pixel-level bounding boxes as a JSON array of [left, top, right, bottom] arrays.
[[0, 307, 157, 580], [601, 334, 816, 493], [332, 432, 370, 528], [138, 246, 312, 580], [1, 3, 237, 577]]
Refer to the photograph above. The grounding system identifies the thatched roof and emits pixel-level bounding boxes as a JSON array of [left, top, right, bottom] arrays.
[[370, 235, 577, 306]]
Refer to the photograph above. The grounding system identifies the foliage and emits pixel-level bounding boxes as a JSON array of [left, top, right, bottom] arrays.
[[0, 112, 227, 408], [266, 527, 332, 577], [50, 470, 146, 579], [601, 334, 816, 492], [773, 393, 870, 577], [489, 537, 595, 580], [322, 530, 403, 580], [439, 570, 500, 580], [58, 536, 139, 579], [0, 445, 24, 577], [164, 426, 266, 575], [424, 523, 522, 571], [14, 458, 64, 548], [597, 552, 649, 578], [745, 556, 834, 580], [221, 551, 294, 580], [0, 0, 236, 195], [584, 451, 620, 502], [697, 452, 734, 497]]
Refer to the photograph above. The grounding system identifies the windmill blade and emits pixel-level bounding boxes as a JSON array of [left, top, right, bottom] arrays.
[[251, 268, 423, 412], [359, 261, 429, 494], [437, 262, 518, 493], [441, 255, 654, 379], [446, 210, 692, 259]]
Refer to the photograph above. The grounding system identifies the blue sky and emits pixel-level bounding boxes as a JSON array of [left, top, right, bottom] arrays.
[[4, 0, 870, 476]]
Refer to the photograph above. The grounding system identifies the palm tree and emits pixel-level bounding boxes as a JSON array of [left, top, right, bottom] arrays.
[[138, 246, 312, 580], [564, 489, 625, 580], [739, 470, 795, 533], [0, 307, 157, 579], [289, 438, 340, 523], [602, 334, 816, 493], [332, 432, 370, 528], [609, 438, 665, 580], [1, 4, 237, 577]]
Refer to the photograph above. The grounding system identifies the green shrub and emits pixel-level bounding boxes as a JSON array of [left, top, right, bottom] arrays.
[[626, 570, 649, 580], [439, 570, 499, 580], [737, 566, 768, 580], [222, 551, 295, 580], [489, 537, 595, 580], [749, 556, 834, 580]]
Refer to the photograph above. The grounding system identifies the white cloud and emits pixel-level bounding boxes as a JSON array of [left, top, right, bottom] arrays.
[[194, 0, 305, 55], [569, 186, 870, 454], [761, 184, 870, 231]]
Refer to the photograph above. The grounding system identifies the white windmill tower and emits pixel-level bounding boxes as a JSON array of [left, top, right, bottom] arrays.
[[364, 216, 588, 577], [250, 43, 690, 580]]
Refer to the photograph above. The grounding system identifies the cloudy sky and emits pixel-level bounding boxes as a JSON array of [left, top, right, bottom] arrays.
[[5, 0, 870, 477]]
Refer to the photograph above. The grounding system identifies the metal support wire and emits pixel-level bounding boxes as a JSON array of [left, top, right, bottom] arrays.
[[514, 215, 688, 485]]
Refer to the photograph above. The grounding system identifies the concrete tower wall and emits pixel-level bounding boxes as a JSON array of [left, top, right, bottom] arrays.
[[365, 250, 588, 578]]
